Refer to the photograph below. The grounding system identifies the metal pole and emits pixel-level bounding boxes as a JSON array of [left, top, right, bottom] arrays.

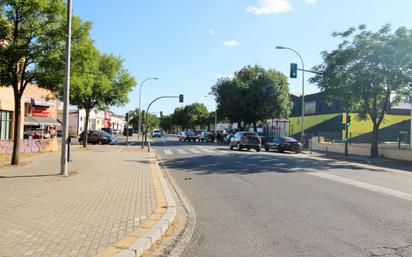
[[410, 93, 412, 149], [275, 46, 305, 146], [60, 0, 72, 176], [214, 111, 217, 143], [138, 78, 158, 142]]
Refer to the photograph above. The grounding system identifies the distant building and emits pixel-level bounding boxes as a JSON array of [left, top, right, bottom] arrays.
[[288, 92, 411, 143], [0, 84, 60, 140]]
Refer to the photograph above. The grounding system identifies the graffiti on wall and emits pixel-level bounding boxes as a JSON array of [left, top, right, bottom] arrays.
[[0, 139, 52, 154]]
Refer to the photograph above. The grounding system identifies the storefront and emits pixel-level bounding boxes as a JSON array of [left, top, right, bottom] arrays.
[[24, 98, 60, 139]]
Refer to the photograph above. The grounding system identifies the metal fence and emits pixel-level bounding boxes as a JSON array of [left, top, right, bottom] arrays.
[[308, 131, 411, 150]]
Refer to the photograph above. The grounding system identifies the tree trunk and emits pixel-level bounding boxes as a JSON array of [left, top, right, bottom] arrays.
[[83, 109, 90, 148], [11, 97, 21, 165], [237, 121, 241, 131], [253, 122, 257, 132], [370, 125, 379, 158]]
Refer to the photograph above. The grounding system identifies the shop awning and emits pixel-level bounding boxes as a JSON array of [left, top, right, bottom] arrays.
[[31, 98, 52, 107], [24, 116, 61, 126]]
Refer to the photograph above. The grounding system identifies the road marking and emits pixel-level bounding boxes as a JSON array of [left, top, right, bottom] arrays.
[[201, 149, 215, 153], [308, 172, 412, 202], [176, 149, 187, 154], [189, 149, 201, 154], [164, 149, 173, 155]]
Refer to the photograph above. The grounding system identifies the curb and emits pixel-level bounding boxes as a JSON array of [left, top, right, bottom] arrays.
[[113, 154, 176, 257]]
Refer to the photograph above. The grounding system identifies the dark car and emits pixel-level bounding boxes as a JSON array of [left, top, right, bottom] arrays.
[[264, 136, 302, 153], [198, 131, 215, 143], [78, 130, 117, 145], [182, 131, 198, 142], [230, 132, 261, 152], [224, 133, 234, 144]]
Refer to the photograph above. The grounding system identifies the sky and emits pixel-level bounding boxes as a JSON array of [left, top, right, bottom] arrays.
[[73, 0, 412, 116]]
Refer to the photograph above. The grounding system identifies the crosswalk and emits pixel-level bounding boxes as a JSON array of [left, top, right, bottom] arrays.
[[161, 147, 227, 155]]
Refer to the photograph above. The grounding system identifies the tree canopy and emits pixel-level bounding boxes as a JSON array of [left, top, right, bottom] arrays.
[[310, 24, 412, 157], [211, 65, 292, 131], [0, 0, 77, 164]]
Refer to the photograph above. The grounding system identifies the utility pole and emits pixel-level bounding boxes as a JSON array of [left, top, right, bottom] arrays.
[[138, 78, 159, 141], [276, 46, 305, 147], [344, 111, 349, 156], [410, 93, 412, 149], [60, 0, 72, 176]]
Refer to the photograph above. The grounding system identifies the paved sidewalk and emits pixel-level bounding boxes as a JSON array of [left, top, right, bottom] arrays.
[[0, 146, 158, 257]]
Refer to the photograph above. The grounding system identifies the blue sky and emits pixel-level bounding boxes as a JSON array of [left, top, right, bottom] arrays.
[[73, 0, 412, 116]]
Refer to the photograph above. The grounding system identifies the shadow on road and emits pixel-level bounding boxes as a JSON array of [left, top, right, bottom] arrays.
[[161, 153, 387, 175]]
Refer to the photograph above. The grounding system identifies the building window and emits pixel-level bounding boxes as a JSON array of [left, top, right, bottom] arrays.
[[0, 110, 12, 140]]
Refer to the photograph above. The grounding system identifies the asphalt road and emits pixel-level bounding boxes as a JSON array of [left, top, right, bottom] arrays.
[[153, 137, 412, 257]]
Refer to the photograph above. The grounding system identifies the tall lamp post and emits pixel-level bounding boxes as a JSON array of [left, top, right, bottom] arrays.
[[276, 46, 305, 146], [60, 0, 72, 176], [138, 77, 159, 140], [204, 95, 217, 142]]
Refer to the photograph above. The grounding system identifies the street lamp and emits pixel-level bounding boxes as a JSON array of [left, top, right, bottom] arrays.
[[138, 77, 159, 140], [204, 95, 217, 142], [60, 0, 72, 176], [276, 46, 305, 146]]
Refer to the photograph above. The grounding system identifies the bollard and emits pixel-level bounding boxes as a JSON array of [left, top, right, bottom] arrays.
[[148, 141, 151, 153]]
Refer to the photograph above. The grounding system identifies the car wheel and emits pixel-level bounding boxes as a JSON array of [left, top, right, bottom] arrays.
[[256, 147, 261, 152], [97, 140, 103, 145], [278, 147, 284, 153]]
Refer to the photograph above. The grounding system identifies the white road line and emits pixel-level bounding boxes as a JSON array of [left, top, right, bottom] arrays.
[[176, 149, 188, 154], [201, 149, 215, 153], [308, 172, 412, 202], [189, 149, 201, 154], [164, 149, 173, 155]]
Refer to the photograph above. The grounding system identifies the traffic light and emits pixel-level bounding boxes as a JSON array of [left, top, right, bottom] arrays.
[[290, 63, 298, 78], [125, 112, 129, 122], [346, 115, 352, 127], [179, 94, 184, 103]]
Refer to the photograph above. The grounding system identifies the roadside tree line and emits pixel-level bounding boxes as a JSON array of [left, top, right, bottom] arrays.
[[0, 0, 136, 164], [211, 65, 292, 132]]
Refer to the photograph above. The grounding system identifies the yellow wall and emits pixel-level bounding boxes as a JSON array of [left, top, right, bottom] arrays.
[[286, 113, 340, 135], [343, 112, 410, 137]]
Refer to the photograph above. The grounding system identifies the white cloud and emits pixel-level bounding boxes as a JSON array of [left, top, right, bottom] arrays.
[[223, 40, 239, 47], [246, 0, 292, 15], [306, 0, 317, 4], [209, 29, 215, 35]]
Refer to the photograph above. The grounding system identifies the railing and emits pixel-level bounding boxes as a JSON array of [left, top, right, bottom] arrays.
[[0, 139, 55, 154]]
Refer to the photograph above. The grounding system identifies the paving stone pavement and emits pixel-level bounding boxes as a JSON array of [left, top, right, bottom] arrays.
[[0, 145, 157, 257]]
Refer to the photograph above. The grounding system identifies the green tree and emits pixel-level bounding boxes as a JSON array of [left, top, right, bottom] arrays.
[[159, 115, 173, 132], [211, 78, 244, 128], [70, 42, 136, 147], [311, 24, 412, 157], [171, 107, 187, 130], [212, 65, 292, 131], [184, 103, 209, 130], [0, 0, 74, 165]]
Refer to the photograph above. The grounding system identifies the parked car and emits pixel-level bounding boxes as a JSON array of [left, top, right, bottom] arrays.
[[78, 130, 117, 145], [230, 132, 261, 152], [152, 129, 162, 138], [182, 131, 198, 142], [198, 131, 215, 143], [264, 136, 302, 153], [224, 133, 234, 144], [177, 131, 186, 141]]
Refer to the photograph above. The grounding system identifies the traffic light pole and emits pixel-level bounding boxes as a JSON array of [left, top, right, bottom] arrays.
[[142, 95, 183, 147], [345, 111, 349, 156]]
